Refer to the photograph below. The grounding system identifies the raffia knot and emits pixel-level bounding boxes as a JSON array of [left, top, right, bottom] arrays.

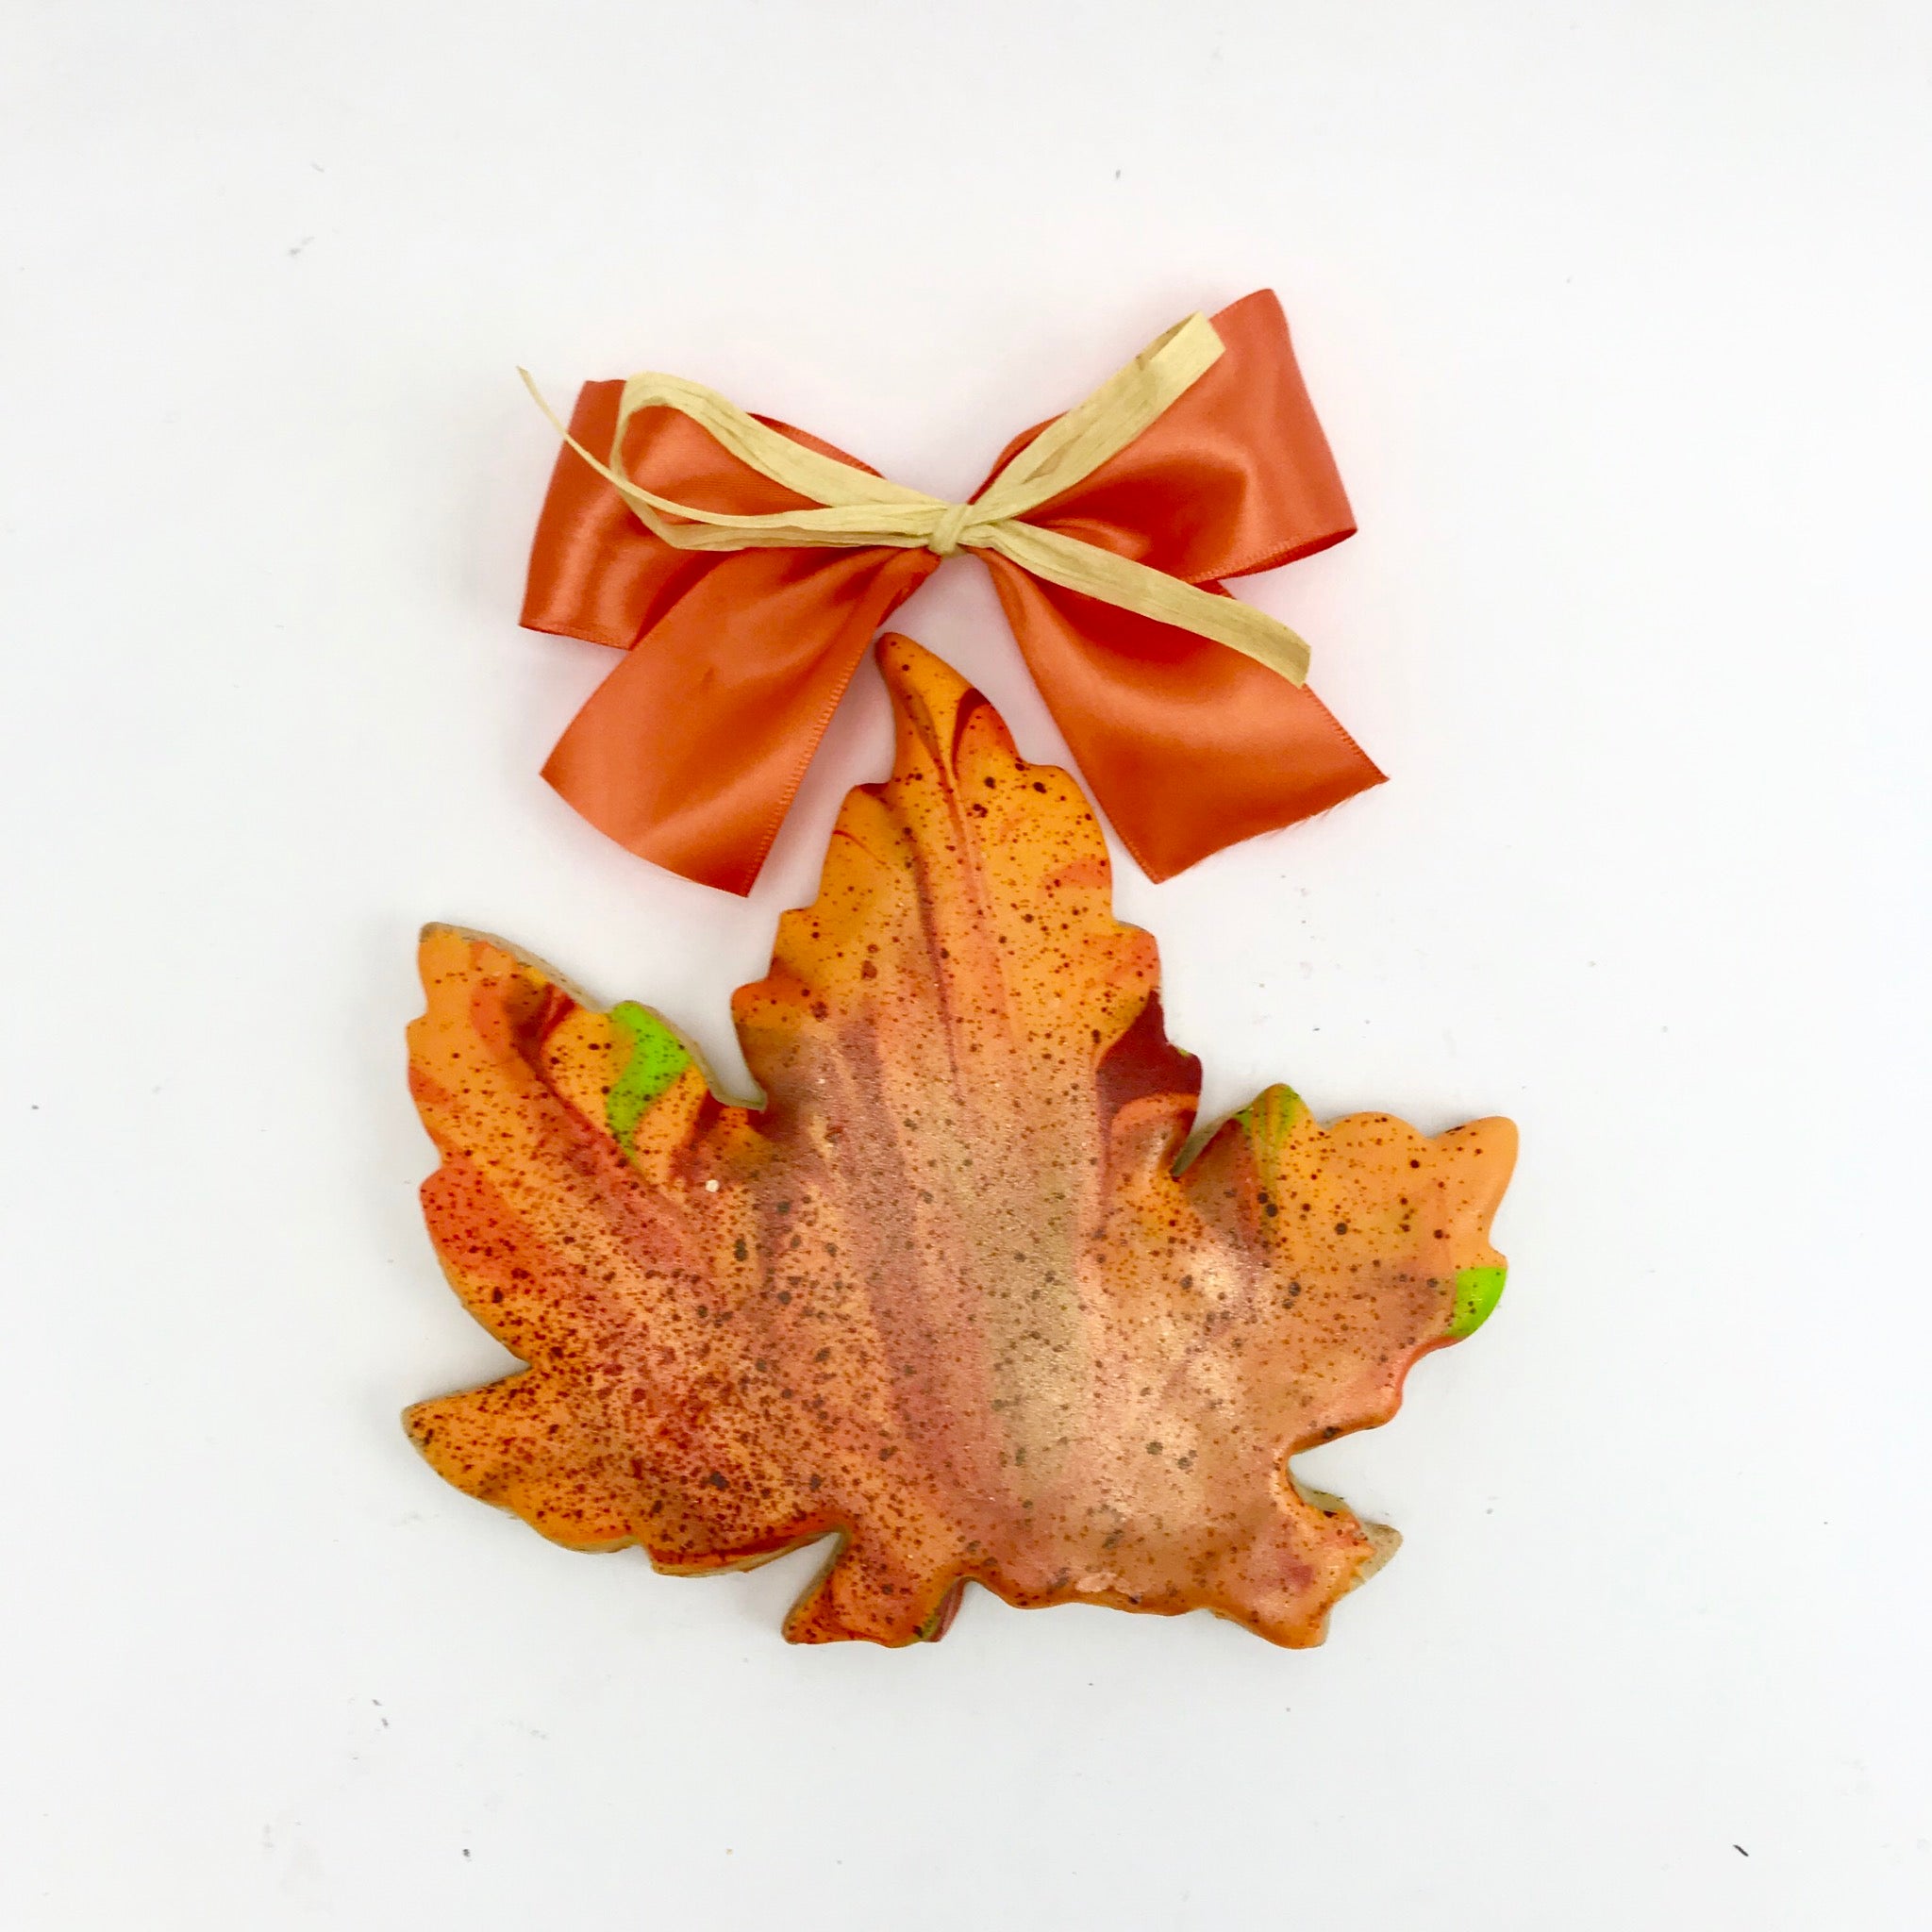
[[924, 499, 978, 558]]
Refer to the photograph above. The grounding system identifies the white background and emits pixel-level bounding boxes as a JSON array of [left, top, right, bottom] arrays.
[[3, 4, 1928, 1926]]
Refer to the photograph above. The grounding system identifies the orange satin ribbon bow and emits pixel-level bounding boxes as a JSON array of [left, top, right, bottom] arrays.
[[522, 289, 1382, 894]]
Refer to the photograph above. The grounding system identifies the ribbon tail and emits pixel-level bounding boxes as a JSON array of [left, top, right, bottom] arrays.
[[543, 545, 937, 893], [981, 561, 1384, 883]]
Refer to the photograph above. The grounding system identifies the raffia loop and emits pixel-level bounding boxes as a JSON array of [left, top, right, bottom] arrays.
[[519, 311, 1313, 686]]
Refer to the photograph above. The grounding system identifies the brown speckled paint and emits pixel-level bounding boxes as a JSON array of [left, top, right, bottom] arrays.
[[405, 634, 1516, 1648]]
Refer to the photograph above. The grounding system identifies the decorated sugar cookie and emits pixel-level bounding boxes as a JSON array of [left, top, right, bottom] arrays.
[[406, 637, 1514, 1647]]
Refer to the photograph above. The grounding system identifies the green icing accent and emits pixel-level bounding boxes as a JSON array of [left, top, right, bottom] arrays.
[[606, 1002, 691, 1154], [1240, 1084, 1304, 1162], [1450, 1265, 1507, 1339]]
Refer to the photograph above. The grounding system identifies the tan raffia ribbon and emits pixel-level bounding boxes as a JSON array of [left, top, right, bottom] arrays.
[[519, 313, 1312, 686]]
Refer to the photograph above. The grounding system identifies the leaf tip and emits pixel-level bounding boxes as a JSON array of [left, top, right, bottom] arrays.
[[1238, 1082, 1306, 1156], [1448, 1264, 1507, 1339], [606, 1000, 694, 1153]]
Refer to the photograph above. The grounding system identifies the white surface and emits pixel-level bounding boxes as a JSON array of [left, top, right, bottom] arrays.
[[3, 4, 1928, 1926]]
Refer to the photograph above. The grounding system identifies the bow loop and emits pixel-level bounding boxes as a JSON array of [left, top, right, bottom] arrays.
[[521, 290, 1383, 893]]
